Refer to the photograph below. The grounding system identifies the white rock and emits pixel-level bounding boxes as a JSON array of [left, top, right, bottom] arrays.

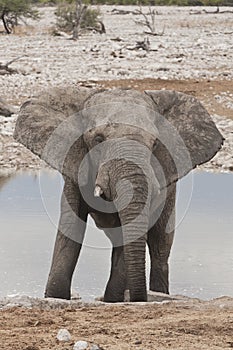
[[73, 341, 88, 350], [56, 328, 72, 342]]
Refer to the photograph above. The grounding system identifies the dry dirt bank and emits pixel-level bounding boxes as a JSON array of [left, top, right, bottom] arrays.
[[0, 296, 233, 350], [96, 78, 233, 121]]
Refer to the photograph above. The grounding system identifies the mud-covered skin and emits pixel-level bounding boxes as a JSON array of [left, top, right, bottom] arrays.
[[14, 87, 223, 302]]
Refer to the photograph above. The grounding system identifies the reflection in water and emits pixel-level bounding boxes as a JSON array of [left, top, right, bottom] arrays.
[[0, 170, 232, 301], [0, 172, 15, 191]]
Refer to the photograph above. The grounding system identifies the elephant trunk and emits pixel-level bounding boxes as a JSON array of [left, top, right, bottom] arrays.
[[95, 140, 155, 302], [117, 171, 150, 302]]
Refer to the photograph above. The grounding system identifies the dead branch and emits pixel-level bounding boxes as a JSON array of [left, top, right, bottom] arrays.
[[0, 56, 25, 75], [111, 8, 139, 15], [0, 97, 16, 116], [89, 21, 106, 34], [144, 25, 165, 36], [222, 31, 233, 34], [204, 5, 220, 13], [127, 38, 151, 52], [110, 37, 124, 42], [219, 9, 233, 13], [134, 6, 163, 36], [73, 0, 88, 40], [190, 6, 233, 15]]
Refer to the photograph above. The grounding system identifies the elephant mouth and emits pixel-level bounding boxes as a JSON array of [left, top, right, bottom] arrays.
[[94, 184, 112, 203], [94, 185, 103, 197]]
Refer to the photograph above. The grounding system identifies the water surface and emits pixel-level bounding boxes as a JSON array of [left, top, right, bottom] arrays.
[[0, 170, 232, 301]]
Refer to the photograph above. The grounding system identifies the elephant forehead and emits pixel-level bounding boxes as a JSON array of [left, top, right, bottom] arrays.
[[82, 99, 158, 135]]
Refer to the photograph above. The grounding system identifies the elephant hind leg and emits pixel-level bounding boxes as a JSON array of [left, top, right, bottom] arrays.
[[148, 184, 176, 294], [104, 246, 127, 302]]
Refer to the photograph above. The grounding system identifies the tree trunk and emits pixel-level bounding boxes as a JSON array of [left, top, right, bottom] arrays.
[[1, 12, 11, 34], [73, 0, 87, 40]]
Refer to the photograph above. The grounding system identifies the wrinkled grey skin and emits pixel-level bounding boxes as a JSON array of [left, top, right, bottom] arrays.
[[14, 87, 223, 302]]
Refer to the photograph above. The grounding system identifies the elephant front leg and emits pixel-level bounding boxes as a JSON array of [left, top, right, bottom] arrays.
[[104, 246, 127, 302], [45, 230, 83, 299], [45, 178, 88, 299], [147, 185, 176, 294]]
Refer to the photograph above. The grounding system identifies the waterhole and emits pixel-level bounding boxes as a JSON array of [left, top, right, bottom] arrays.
[[0, 170, 232, 301]]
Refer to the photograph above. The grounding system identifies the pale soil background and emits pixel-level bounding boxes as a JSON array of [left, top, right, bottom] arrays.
[[0, 6, 233, 173], [0, 6, 233, 350]]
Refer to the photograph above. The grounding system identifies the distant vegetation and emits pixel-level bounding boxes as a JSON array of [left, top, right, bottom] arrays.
[[33, 0, 233, 5], [55, 0, 103, 39], [1, 0, 232, 35], [0, 0, 39, 34]]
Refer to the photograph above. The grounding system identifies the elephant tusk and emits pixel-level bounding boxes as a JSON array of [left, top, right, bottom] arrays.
[[94, 185, 104, 197], [154, 176, 161, 195]]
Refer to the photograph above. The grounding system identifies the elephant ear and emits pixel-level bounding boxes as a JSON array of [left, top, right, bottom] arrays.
[[145, 90, 224, 186], [14, 86, 96, 185]]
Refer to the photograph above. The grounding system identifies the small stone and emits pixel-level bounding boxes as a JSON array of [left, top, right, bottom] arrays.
[[73, 340, 88, 350], [56, 328, 71, 342], [90, 345, 101, 350]]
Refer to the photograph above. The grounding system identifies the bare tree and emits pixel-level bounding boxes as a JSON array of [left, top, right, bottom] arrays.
[[73, 0, 87, 40], [134, 6, 165, 36], [55, 0, 104, 39], [0, 56, 25, 75], [0, 0, 39, 34]]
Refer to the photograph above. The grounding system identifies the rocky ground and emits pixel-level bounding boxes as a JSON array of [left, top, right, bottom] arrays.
[[0, 6, 233, 349], [0, 6, 233, 175], [1, 5, 233, 100]]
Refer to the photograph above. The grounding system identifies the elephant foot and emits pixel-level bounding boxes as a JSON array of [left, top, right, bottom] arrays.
[[95, 295, 124, 303], [45, 276, 71, 300], [150, 272, 169, 294], [103, 289, 125, 303], [129, 289, 148, 302], [45, 290, 71, 300]]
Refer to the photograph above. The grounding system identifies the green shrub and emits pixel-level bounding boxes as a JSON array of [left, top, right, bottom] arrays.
[[0, 0, 39, 34], [81, 5, 100, 28], [86, 0, 232, 4], [55, 1, 102, 37]]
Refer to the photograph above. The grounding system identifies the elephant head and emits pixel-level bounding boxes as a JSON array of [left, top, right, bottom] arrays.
[[14, 86, 223, 302]]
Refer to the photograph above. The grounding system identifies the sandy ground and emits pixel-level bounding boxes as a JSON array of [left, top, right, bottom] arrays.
[[0, 295, 233, 350], [0, 6, 233, 349], [97, 78, 233, 121]]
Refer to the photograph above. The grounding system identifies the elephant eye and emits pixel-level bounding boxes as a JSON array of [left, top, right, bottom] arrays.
[[153, 139, 159, 150], [94, 134, 104, 144]]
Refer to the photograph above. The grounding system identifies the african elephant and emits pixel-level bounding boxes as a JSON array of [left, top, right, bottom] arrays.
[[14, 87, 223, 302]]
